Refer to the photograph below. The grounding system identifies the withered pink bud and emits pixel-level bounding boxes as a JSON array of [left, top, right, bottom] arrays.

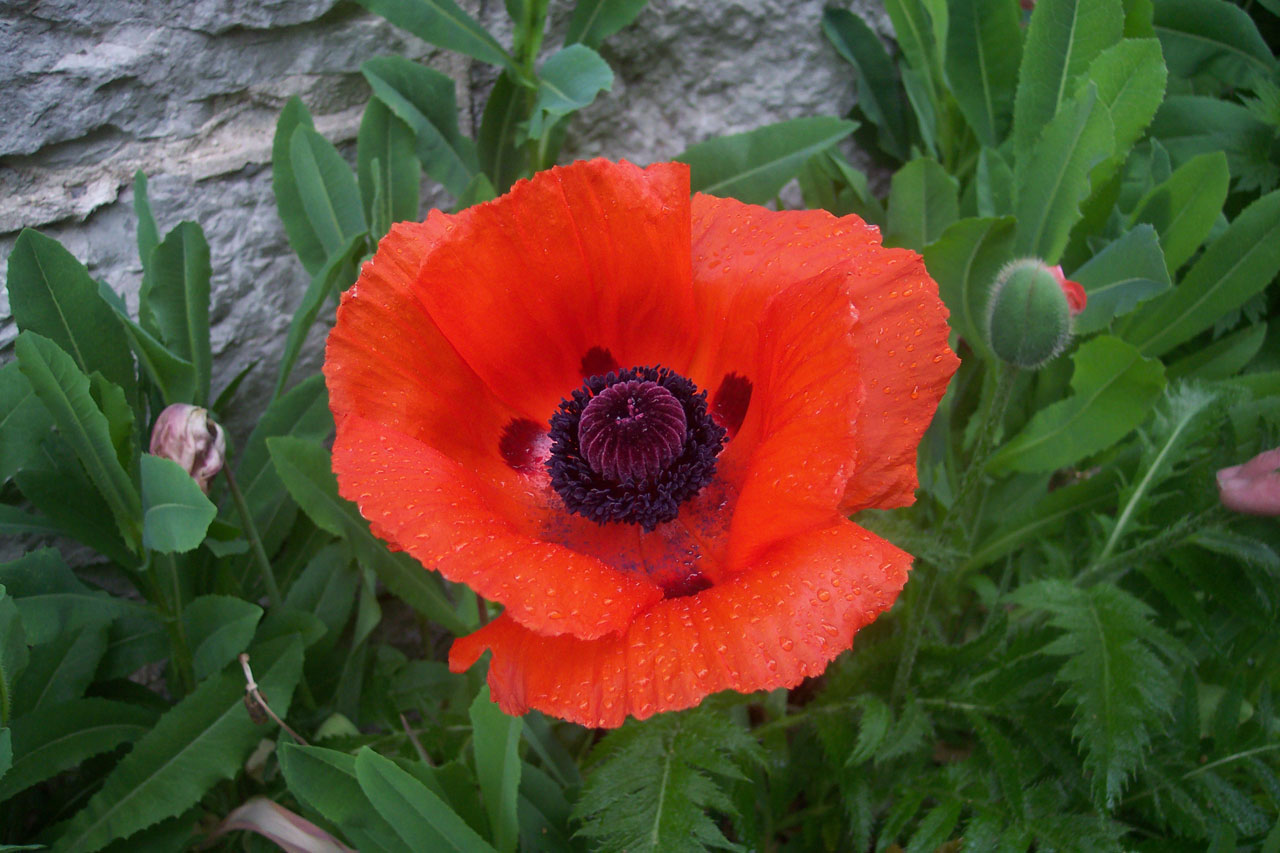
[[1217, 447, 1280, 516], [149, 403, 226, 493]]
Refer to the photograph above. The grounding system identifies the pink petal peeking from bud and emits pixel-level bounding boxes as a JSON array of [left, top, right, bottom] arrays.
[[1217, 447, 1280, 516], [149, 403, 226, 493], [1048, 265, 1087, 315]]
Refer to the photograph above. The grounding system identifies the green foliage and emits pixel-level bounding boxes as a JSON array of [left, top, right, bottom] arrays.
[[139, 454, 217, 553], [574, 706, 763, 852]]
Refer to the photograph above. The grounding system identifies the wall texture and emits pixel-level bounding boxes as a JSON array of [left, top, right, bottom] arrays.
[[1, 0, 884, 434]]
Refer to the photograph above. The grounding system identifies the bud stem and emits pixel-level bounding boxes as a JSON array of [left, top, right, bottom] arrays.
[[950, 362, 1019, 536]]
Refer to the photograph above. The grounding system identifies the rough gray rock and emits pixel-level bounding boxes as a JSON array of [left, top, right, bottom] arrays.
[[1, 0, 885, 441]]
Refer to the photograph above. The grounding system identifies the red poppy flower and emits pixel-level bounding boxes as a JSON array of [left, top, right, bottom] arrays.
[[324, 159, 958, 727]]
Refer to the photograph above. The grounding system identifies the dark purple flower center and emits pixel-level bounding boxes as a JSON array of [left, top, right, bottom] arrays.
[[547, 366, 725, 531]]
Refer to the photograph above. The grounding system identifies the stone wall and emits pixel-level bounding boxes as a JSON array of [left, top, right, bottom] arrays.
[[1, 0, 884, 434]]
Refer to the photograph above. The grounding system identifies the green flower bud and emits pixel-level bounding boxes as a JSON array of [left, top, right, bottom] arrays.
[[985, 258, 1076, 369]]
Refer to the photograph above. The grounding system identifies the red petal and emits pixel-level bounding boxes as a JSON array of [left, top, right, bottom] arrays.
[[688, 197, 958, 513], [725, 271, 862, 570], [450, 520, 911, 728], [413, 160, 698, 421], [325, 219, 521, 489], [332, 414, 663, 639]]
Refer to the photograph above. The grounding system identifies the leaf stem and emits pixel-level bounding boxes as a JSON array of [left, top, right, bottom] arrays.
[[1076, 505, 1225, 586], [1120, 743, 1280, 807]]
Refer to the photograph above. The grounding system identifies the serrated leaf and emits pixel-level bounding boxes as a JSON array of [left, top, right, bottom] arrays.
[[1080, 37, 1168, 187], [362, 56, 479, 199], [970, 714, 1027, 820], [1121, 189, 1280, 357], [886, 157, 959, 250], [358, 98, 420, 239], [0, 698, 155, 803], [1014, 83, 1115, 262], [355, 748, 498, 852], [278, 742, 413, 852], [143, 222, 212, 404], [848, 694, 893, 765], [10, 622, 107, 718], [1168, 322, 1267, 379], [470, 685, 522, 853], [823, 7, 910, 159], [0, 589, 28, 725], [923, 216, 1015, 360], [975, 147, 1015, 217], [0, 360, 54, 485], [1012, 0, 1123, 157], [1009, 580, 1178, 807], [50, 636, 303, 853], [267, 437, 467, 635], [565, 0, 647, 48], [478, 72, 528, 194], [284, 545, 358, 648], [1126, 151, 1229, 275], [273, 99, 326, 275], [0, 548, 136, 645], [353, 0, 516, 73], [183, 595, 263, 682], [988, 335, 1165, 474], [1149, 96, 1276, 193], [133, 171, 159, 277], [884, 0, 944, 99], [524, 45, 613, 140], [15, 332, 142, 549], [575, 708, 762, 853], [907, 800, 963, 853], [1070, 225, 1171, 334], [944, 0, 1022, 147], [678, 117, 857, 205], [140, 454, 216, 553], [6, 230, 137, 404]]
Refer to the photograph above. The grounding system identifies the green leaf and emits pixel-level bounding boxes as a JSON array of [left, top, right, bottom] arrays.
[[969, 714, 1027, 820], [14, 449, 137, 569], [267, 437, 468, 635], [272, 98, 327, 275], [884, 0, 944, 95], [362, 56, 480, 199], [358, 99, 420, 240], [975, 146, 1014, 217], [0, 505, 60, 539], [822, 8, 910, 159], [278, 742, 413, 852], [1153, 0, 1275, 88], [0, 360, 54, 484], [886, 157, 960, 250], [98, 611, 168, 681], [133, 171, 160, 277], [51, 635, 303, 853], [0, 698, 155, 803], [284, 544, 358, 647], [1014, 83, 1115, 262], [1009, 580, 1179, 807], [1012, 0, 1123, 157], [10, 622, 107, 717], [353, 0, 516, 72], [290, 126, 367, 262], [924, 216, 1016, 358], [1150, 96, 1277, 194], [988, 335, 1165, 473], [966, 468, 1120, 569], [678, 117, 858, 205], [1121, 189, 1280, 356], [355, 748, 499, 852], [183, 595, 263, 682], [6, 230, 137, 403], [478, 72, 528, 194], [142, 222, 212, 404], [0, 548, 136, 645], [565, 0, 648, 48], [574, 707, 762, 853], [96, 281, 198, 407], [1126, 150, 1229, 274], [140, 454, 216, 553], [1168, 322, 1267, 379], [0, 589, 29, 726], [1081, 38, 1168, 185], [906, 800, 963, 853], [944, 0, 1022, 147], [274, 231, 366, 398], [524, 45, 613, 141], [848, 694, 893, 765], [470, 686, 522, 853], [15, 332, 142, 549], [1070, 225, 1171, 335], [0, 728, 10, 785], [90, 371, 135, 474]]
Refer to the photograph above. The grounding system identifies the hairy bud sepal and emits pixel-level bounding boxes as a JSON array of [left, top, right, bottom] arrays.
[[986, 259, 1078, 369]]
